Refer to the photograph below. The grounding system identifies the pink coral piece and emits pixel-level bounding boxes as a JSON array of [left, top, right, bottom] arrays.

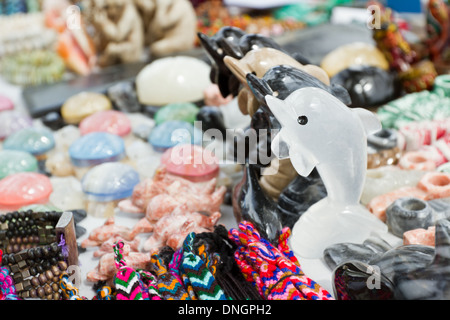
[[119, 166, 226, 254], [142, 204, 221, 253], [92, 236, 140, 258], [81, 217, 135, 248], [86, 243, 150, 282], [117, 199, 144, 214], [403, 227, 436, 246], [145, 194, 180, 222], [129, 166, 226, 214]]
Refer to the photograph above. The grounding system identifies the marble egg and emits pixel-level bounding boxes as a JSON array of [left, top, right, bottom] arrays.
[[148, 121, 203, 152], [154, 102, 200, 125], [0, 110, 33, 140], [161, 144, 220, 182], [321, 42, 390, 78], [3, 127, 55, 156], [331, 65, 401, 108], [81, 162, 140, 202], [79, 110, 132, 137], [0, 172, 53, 211], [136, 56, 212, 106], [0, 150, 39, 179], [69, 132, 125, 167], [0, 95, 14, 111], [61, 92, 112, 125]]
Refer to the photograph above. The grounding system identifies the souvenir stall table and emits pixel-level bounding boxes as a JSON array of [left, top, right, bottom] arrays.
[[1, 0, 450, 302]]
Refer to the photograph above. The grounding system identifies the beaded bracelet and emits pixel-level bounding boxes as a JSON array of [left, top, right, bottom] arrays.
[[0, 210, 78, 300], [0, 50, 65, 87], [0, 210, 62, 255], [1, 241, 68, 300]]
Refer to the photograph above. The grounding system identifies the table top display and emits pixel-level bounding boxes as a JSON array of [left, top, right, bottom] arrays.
[[1, 0, 450, 303]]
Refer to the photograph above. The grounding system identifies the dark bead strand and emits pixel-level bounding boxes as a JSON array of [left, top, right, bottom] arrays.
[[23, 242, 62, 272], [1, 211, 66, 300], [6, 242, 65, 300], [25, 260, 67, 300], [3, 211, 60, 249]]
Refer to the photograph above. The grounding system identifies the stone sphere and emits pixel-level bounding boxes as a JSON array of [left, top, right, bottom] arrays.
[[136, 56, 212, 106]]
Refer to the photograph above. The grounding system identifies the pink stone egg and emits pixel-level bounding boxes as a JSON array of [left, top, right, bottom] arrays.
[[0, 95, 14, 111], [161, 144, 219, 182], [79, 110, 131, 137], [0, 172, 53, 211]]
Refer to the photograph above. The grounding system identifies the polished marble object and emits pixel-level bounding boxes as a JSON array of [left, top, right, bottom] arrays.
[[276, 169, 327, 229], [232, 163, 283, 245], [81, 162, 140, 202], [160, 144, 219, 183], [331, 65, 401, 108], [320, 42, 390, 78], [79, 110, 132, 137], [3, 127, 55, 156], [0, 150, 38, 179], [0, 110, 33, 140], [136, 56, 211, 106], [264, 87, 387, 258], [154, 102, 199, 125], [148, 121, 203, 152], [61, 92, 112, 125], [0, 172, 53, 211], [69, 132, 126, 167]]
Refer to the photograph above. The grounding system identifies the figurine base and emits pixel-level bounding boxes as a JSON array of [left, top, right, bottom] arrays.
[[289, 198, 388, 259]]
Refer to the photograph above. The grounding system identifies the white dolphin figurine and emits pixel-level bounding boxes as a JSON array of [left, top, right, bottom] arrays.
[[265, 87, 388, 259]]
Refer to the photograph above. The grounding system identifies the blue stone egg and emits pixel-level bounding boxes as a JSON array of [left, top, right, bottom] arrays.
[[69, 132, 125, 167], [148, 120, 203, 152], [3, 127, 55, 156], [81, 162, 140, 201]]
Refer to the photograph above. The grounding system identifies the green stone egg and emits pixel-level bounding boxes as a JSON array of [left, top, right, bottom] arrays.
[[0, 150, 39, 179], [154, 102, 200, 125]]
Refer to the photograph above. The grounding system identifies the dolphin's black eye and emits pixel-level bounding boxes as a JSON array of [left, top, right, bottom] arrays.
[[297, 115, 308, 125]]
